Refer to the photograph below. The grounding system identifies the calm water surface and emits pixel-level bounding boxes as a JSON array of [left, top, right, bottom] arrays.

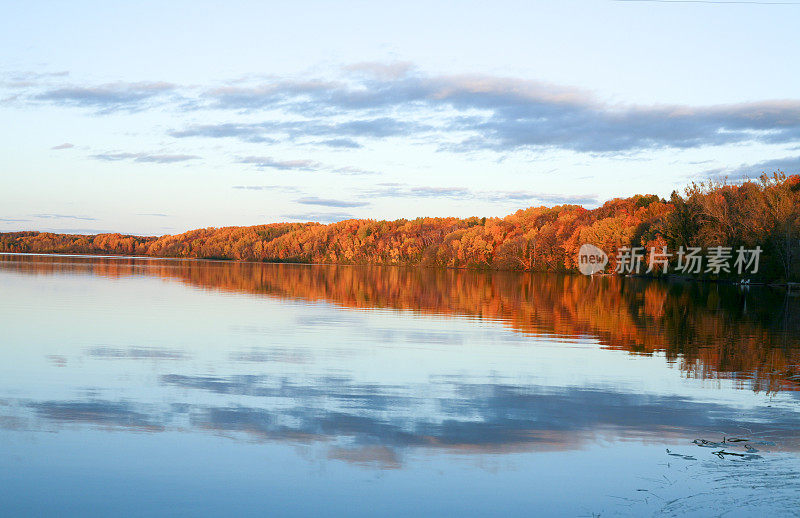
[[1, 254, 799, 517]]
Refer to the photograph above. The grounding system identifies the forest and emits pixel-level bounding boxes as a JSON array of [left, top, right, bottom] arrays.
[[2, 173, 799, 281]]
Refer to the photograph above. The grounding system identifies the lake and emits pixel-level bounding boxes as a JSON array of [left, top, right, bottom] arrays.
[[1, 254, 799, 517]]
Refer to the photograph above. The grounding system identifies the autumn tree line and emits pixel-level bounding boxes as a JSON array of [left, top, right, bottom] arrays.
[[2, 173, 799, 280]]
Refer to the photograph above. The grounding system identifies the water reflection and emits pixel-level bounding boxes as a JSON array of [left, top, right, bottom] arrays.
[[3, 253, 798, 391], [1, 254, 799, 516], [5, 375, 800, 459]]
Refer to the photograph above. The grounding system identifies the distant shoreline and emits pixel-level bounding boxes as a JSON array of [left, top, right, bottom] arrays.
[[4, 251, 799, 290], [2, 175, 798, 282]]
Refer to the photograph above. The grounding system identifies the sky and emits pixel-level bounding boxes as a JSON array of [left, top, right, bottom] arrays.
[[2, 0, 800, 236]]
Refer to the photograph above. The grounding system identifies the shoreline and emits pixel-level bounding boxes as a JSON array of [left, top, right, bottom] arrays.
[[3, 251, 797, 288]]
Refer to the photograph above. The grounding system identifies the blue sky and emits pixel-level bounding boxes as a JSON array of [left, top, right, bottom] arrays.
[[2, 0, 800, 235]]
